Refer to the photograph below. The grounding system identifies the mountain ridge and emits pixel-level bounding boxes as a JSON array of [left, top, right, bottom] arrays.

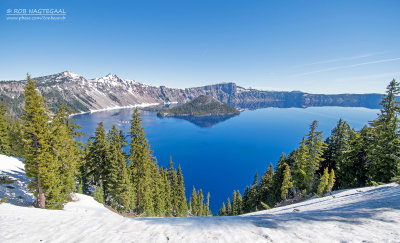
[[0, 71, 383, 115]]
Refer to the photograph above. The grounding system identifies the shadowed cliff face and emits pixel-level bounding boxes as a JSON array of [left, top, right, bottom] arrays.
[[0, 71, 382, 116]]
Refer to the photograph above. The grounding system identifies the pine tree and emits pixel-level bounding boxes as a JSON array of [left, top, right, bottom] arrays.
[[197, 189, 204, 216], [339, 127, 369, 188], [281, 163, 293, 200], [168, 157, 178, 215], [327, 169, 336, 194], [190, 186, 198, 216], [205, 192, 211, 216], [93, 182, 105, 204], [51, 103, 82, 204], [236, 190, 243, 214], [153, 166, 166, 216], [22, 75, 59, 209], [0, 101, 10, 155], [218, 202, 227, 216], [322, 119, 352, 186], [129, 108, 155, 215], [87, 122, 108, 189], [106, 125, 130, 209], [161, 166, 172, 216], [305, 120, 326, 192], [317, 167, 329, 196], [272, 153, 287, 205], [7, 117, 25, 157], [368, 79, 400, 183], [232, 190, 238, 215], [226, 198, 232, 216], [259, 163, 274, 207], [175, 164, 188, 216], [292, 136, 309, 193], [248, 171, 259, 211], [242, 186, 250, 213]]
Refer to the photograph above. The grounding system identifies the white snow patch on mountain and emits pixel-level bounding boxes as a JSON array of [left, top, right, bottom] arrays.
[[0, 153, 399, 242]]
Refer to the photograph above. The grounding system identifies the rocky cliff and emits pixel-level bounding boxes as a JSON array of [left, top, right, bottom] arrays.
[[0, 71, 382, 115]]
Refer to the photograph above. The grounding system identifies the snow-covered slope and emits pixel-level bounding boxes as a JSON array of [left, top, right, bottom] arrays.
[[1, 154, 399, 242], [0, 155, 34, 206]]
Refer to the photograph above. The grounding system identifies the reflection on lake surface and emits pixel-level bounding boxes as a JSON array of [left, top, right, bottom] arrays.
[[73, 106, 379, 213]]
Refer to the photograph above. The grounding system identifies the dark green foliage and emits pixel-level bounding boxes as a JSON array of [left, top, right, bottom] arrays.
[[189, 187, 210, 216], [175, 165, 188, 216], [129, 108, 155, 215], [86, 122, 108, 188], [93, 183, 105, 204], [22, 75, 59, 209], [157, 95, 240, 117], [317, 168, 329, 196], [281, 163, 293, 200], [106, 125, 131, 210], [259, 163, 274, 207], [218, 202, 227, 216], [219, 79, 400, 216], [7, 117, 25, 157], [0, 101, 10, 155], [367, 79, 400, 183]]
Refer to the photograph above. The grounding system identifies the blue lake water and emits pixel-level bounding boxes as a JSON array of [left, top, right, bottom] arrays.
[[73, 106, 379, 213]]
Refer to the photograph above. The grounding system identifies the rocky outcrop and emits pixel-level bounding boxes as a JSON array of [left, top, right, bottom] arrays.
[[0, 71, 382, 115]]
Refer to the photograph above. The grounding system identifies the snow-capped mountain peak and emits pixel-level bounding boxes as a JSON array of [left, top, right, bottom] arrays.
[[60, 70, 81, 79]]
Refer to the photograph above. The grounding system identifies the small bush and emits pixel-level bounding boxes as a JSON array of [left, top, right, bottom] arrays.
[[0, 197, 9, 204], [0, 176, 15, 184]]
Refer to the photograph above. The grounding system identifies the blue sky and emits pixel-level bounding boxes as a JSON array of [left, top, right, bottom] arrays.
[[0, 0, 399, 93]]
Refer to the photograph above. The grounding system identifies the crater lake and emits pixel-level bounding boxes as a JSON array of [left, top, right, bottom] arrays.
[[73, 106, 379, 213]]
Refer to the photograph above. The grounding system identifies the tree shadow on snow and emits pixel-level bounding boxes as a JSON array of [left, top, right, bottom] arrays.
[[244, 184, 400, 229]]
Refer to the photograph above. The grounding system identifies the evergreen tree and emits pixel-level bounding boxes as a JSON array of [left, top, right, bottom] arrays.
[[93, 183, 105, 204], [7, 117, 25, 158], [218, 202, 227, 216], [241, 186, 249, 213], [175, 165, 188, 216], [232, 190, 238, 215], [248, 171, 259, 211], [259, 163, 274, 207], [327, 169, 336, 194], [236, 190, 243, 215], [153, 166, 166, 216], [305, 120, 326, 191], [338, 127, 369, 188], [226, 198, 232, 216], [368, 79, 400, 183], [205, 192, 211, 216], [129, 108, 155, 215], [22, 75, 58, 209], [168, 157, 178, 215], [322, 119, 352, 182], [51, 103, 82, 204], [0, 101, 10, 155], [161, 166, 172, 216], [292, 136, 309, 193], [317, 167, 329, 196], [87, 122, 108, 188], [272, 153, 287, 205], [281, 163, 293, 200], [106, 125, 130, 209], [189, 186, 198, 216]]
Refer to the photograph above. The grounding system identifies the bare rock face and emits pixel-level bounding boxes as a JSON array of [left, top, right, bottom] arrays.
[[0, 71, 382, 115]]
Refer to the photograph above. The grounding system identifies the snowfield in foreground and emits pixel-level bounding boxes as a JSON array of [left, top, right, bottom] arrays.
[[1, 155, 399, 242]]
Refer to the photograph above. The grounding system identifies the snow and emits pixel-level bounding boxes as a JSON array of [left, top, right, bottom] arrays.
[[0, 155, 34, 206], [1, 153, 399, 242]]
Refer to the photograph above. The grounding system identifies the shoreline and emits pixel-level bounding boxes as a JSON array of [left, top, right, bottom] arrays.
[[70, 103, 160, 117]]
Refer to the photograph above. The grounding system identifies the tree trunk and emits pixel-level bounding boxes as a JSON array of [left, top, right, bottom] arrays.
[[38, 179, 46, 209]]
